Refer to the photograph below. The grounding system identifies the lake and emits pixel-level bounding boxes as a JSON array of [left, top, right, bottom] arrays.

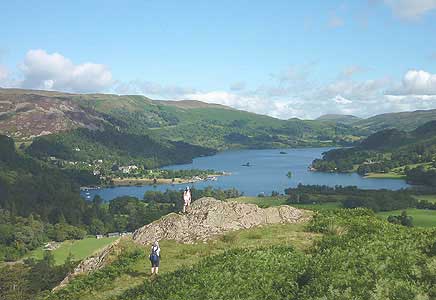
[[82, 147, 410, 201]]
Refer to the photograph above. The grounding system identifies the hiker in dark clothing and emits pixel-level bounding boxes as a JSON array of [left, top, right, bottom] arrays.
[[149, 241, 161, 275]]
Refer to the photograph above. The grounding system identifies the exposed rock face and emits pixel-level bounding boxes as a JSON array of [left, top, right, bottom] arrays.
[[0, 90, 104, 140], [54, 198, 309, 291], [53, 239, 122, 291], [133, 197, 310, 245]]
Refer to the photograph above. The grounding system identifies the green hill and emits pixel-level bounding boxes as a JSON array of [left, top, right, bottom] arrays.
[[311, 120, 436, 184], [0, 135, 93, 222], [316, 114, 361, 124], [47, 209, 436, 300], [0, 88, 362, 170], [354, 109, 436, 132]]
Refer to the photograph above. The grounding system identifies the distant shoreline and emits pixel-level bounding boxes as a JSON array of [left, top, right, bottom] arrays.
[[363, 172, 406, 180], [81, 173, 229, 190]]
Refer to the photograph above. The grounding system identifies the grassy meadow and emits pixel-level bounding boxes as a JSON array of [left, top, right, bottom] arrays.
[[60, 221, 319, 300], [376, 208, 436, 227], [26, 237, 118, 265], [229, 196, 342, 211], [230, 195, 436, 227]]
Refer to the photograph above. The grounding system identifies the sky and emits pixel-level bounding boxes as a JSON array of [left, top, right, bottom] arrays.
[[1, 0, 436, 119]]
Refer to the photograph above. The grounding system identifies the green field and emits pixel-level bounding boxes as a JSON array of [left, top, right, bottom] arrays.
[[364, 172, 406, 179], [364, 162, 434, 179], [64, 222, 319, 300], [26, 237, 118, 265], [231, 196, 436, 227], [413, 194, 436, 203], [228, 196, 288, 207], [376, 209, 436, 227], [229, 196, 342, 211]]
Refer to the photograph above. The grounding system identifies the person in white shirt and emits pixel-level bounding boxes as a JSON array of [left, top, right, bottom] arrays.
[[183, 186, 192, 213]]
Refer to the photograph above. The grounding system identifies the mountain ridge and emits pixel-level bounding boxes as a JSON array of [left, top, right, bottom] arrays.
[[0, 88, 360, 160], [316, 114, 361, 124]]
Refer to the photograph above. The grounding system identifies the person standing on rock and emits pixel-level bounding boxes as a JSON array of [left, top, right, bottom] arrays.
[[149, 241, 161, 275], [183, 186, 192, 213]]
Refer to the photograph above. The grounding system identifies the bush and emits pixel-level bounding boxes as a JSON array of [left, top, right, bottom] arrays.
[[119, 246, 307, 300]]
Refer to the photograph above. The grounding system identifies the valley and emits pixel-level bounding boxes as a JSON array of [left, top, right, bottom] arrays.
[[2, 89, 436, 300], [3, 3, 436, 299]]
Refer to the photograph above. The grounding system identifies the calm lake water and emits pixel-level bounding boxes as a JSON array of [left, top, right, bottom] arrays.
[[82, 147, 410, 201]]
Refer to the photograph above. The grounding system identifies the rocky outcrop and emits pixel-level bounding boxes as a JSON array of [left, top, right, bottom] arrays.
[[133, 197, 310, 245], [53, 238, 123, 291], [54, 198, 310, 291]]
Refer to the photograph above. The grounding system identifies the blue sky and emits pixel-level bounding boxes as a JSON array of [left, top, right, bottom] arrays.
[[1, 0, 436, 119]]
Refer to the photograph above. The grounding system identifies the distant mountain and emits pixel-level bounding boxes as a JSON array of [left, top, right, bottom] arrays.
[[0, 88, 359, 155], [358, 120, 436, 151], [353, 109, 436, 132], [316, 114, 361, 124], [317, 109, 436, 133], [154, 99, 232, 110], [311, 120, 436, 176]]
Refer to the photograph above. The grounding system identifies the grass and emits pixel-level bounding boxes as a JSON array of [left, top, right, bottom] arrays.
[[69, 222, 320, 300], [363, 162, 434, 179], [229, 196, 342, 211], [376, 208, 436, 228], [412, 194, 436, 203], [26, 237, 118, 265], [228, 196, 287, 207], [55, 196, 436, 299], [392, 162, 433, 172], [364, 172, 406, 179], [232, 195, 436, 227], [292, 202, 342, 210]]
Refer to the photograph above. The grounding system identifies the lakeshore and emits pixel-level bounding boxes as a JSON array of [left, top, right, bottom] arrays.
[[111, 173, 227, 186], [81, 148, 410, 201]]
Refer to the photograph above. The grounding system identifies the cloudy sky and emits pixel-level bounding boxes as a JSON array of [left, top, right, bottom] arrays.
[[1, 0, 436, 119]]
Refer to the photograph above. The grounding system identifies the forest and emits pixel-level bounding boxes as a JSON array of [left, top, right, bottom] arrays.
[[284, 184, 436, 213], [311, 121, 436, 186], [26, 126, 215, 170], [0, 136, 242, 263]]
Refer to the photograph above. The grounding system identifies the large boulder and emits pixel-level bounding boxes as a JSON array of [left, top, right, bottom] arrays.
[[133, 197, 310, 245], [54, 198, 310, 291]]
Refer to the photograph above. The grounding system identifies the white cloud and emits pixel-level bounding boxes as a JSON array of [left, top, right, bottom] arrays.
[[333, 95, 353, 104], [384, 0, 436, 19], [387, 70, 436, 95], [325, 78, 389, 99], [178, 70, 400, 120], [19, 49, 113, 93], [114, 80, 195, 98], [182, 90, 305, 119], [4, 49, 436, 120], [184, 91, 252, 111]]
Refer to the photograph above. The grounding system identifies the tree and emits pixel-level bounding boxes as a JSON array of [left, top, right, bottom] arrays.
[[89, 218, 106, 235]]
